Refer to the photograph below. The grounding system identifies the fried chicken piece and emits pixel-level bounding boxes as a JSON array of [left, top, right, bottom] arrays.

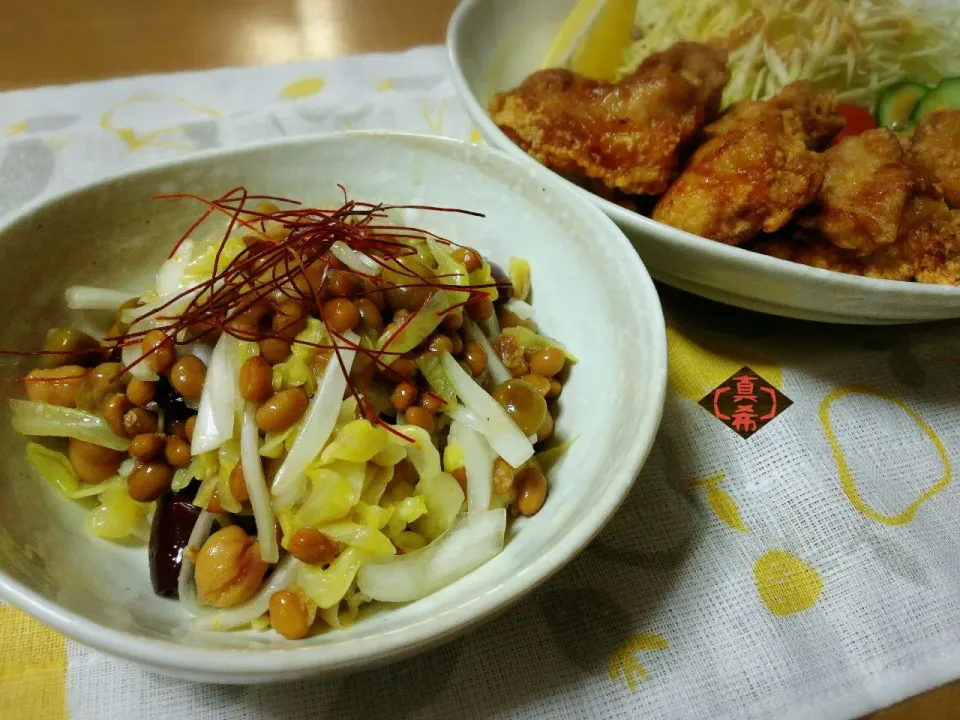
[[488, 42, 729, 196], [752, 227, 869, 277], [707, 81, 845, 148], [651, 110, 825, 245], [909, 110, 960, 209], [798, 129, 936, 256], [900, 196, 960, 285], [754, 197, 960, 285]]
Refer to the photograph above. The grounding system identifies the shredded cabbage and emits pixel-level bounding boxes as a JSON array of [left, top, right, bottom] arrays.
[[616, 0, 960, 108], [25, 442, 115, 499], [416, 355, 458, 411], [502, 326, 578, 363], [294, 461, 366, 528], [298, 546, 369, 609], [85, 481, 152, 540], [272, 317, 328, 394], [11, 400, 129, 451], [411, 471, 466, 540], [376, 289, 452, 356], [318, 420, 389, 464], [173, 450, 217, 492], [535, 435, 581, 473], [320, 522, 396, 557], [508, 258, 531, 302]]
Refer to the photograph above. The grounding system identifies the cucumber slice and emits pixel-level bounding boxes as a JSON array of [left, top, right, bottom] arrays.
[[912, 77, 960, 122], [876, 81, 929, 129]]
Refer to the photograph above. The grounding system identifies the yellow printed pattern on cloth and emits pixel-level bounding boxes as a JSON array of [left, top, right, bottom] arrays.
[[609, 633, 669, 692], [687, 472, 749, 533], [0, 605, 67, 720], [821, 386, 952, 526]]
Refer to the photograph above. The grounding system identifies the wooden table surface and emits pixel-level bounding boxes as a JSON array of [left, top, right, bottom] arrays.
[[1, 0, 959, 717]]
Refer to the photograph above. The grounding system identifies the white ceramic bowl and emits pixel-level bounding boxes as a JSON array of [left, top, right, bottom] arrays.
[[447, 0, 960, 324], [0, 132, 666, 683]]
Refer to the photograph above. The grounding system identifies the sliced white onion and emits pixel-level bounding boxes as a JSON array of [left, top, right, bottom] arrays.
[[271, 331, 359, 508], [191, 555, 301, 631], [479, 313, 501, 339], [64, 286, 138, 311], [440, 352, 533, 468], [331, 240, 382, 275], [180, 339, 215, 367], [120, 279, 215, 325], [357, 509, 506, 603], [122, 320, 159, 381], [446, 405, 486, 435], [241, 402, 278, 563], [191, 332, 239, 455], [155, 259, 185, 298], [504, 298, 534, 320], [117, 458, 136, 478], [464, 319, 510, 386], [177, 510, 217, 615], [454, 420, 494, 513]]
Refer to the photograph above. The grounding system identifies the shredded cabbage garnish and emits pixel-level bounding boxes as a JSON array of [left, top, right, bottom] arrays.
[[616, 0, 960, 108]]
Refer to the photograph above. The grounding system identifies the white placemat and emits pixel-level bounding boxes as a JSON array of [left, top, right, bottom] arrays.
[[3, 45, 960, 720]]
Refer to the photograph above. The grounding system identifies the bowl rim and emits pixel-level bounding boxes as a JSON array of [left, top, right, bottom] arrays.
[[445, 0, 960, 300], [0, 130, 668, 677]]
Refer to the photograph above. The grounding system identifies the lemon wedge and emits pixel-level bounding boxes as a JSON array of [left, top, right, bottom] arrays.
[[540, 0, 638, 80]]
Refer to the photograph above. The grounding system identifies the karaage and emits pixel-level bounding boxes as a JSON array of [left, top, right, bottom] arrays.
[[909, 109, 960, 210], [488, 42, 729, 196], [651, 106, 825, 245], [798, 129, 933, 256]]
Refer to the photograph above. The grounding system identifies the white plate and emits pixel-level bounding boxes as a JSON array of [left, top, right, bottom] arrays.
[[0, 132, 666, 682], [447, 0, 960, 324]]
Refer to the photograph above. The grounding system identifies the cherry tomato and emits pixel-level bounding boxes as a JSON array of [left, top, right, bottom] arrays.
[[832, 103, 877, 145]]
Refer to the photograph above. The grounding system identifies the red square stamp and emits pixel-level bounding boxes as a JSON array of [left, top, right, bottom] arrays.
[[698, 366, 792, 438]]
